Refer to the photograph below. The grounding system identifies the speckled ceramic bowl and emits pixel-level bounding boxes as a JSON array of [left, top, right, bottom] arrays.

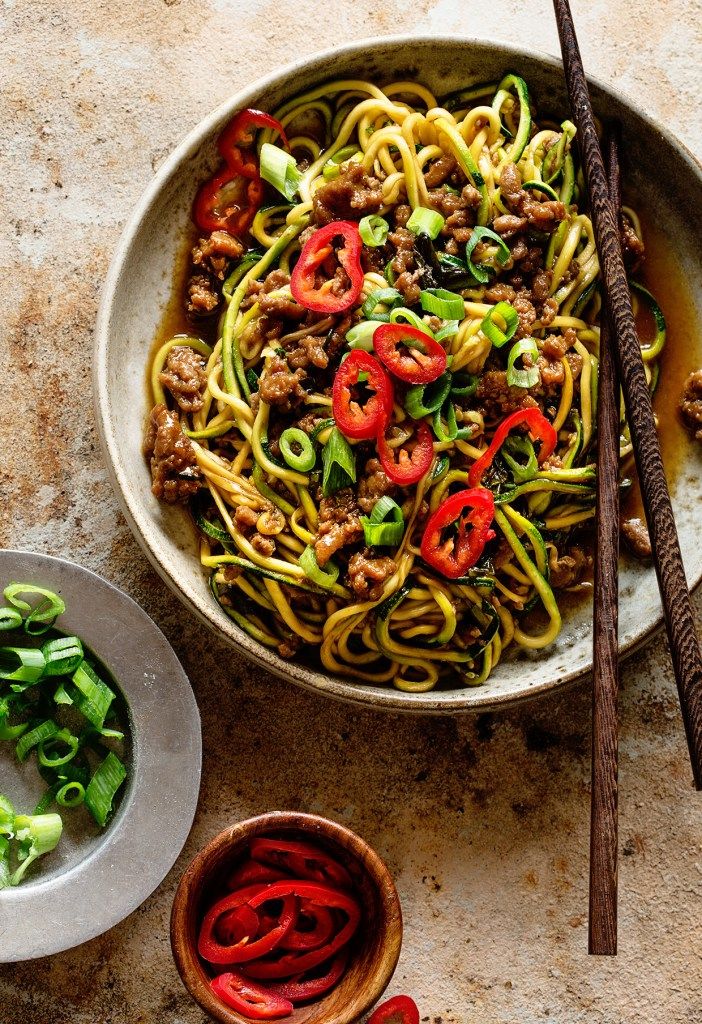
[[94, 36, 702, 713]]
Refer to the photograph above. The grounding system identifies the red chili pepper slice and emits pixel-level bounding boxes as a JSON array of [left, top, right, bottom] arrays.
[[218, 108, 288, 179], [377, 420, 434, 486], [227, 859, 290, 890], [331, 351, 394, 440], [467, 407, 557, 487], [198, 887, 298, 964], [420, 488, 496, 579], [210, 971, 293, 1020], [193, 169, 264, 235], [368, 995, 421, 1024], [251, 836, 353, 890], [279, 901, 336, 951], [216, 903, 261, 946], [290, 221, 364, 313], [269, 951, 349, 1004], [242, 881, 361, 979], [373, 324, 447, 384]]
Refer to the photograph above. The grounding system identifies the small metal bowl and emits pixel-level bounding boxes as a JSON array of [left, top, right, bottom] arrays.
[[170, 811, 402, 1024]]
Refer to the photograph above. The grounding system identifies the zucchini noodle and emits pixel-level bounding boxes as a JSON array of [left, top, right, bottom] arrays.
[[145, 74, 665, 693]]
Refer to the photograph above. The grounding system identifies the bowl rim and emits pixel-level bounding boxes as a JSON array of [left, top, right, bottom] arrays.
[[170, 810, 403, 1024], [93, 33, 702, 714]]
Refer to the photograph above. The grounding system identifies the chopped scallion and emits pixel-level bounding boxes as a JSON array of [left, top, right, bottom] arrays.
[[41, 635, 84, 677], [465, 226, 511, 284], [69, 662, 115, 730], [84, 751, 126, 827], [360, 497, 405, 547], [299, 546, 340, 590], [359, 215, 389, 247], [16, 720, 60, 762], [420, 288, 465, 320], [346, 320, 383, 351], [0, 646, 46, 683], [259, 143, 303, 201], [321, 427, 356, 497], [406, 206, 445, 239], [507, 337, 540, 388], [481, 301, 519, 348], [279, 428, 316, 472]]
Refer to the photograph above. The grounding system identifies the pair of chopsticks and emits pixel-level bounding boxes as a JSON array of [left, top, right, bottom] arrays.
[[552, 0, 702, 955]]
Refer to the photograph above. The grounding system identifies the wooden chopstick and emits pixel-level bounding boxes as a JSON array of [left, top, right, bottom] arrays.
[[589, 123, 622, 957], [553, 0, 702, 790]]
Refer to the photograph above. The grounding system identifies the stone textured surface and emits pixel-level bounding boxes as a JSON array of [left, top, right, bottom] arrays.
[[1, 1, 701, 1022]]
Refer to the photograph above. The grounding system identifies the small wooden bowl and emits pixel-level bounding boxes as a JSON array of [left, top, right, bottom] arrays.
[[171, 811, 403, 1024]]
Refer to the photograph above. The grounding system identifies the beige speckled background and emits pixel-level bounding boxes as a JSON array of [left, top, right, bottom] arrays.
[[1, 1, 702, 1021]]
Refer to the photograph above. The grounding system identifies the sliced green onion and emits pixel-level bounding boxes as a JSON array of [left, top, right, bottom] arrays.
[[279, 428, 316, 472], [11, 812, 63, 886], [299, 546, 340, 589], [260, 143, 302, 201], [481, 302, 519, 348], [321, 427, 356, 497], [16, 720, 59, 762], [69, 662, 115, 730], [362, 287, 402, 321], [507, 338, 540, 388], [0, 835, 10, 890], [359, 215, 389, 247], [405, 372, 453, 418], [389, 307, 434, 335], [37, 728, 79, 769], [420, 288, 465, 319], [0, 794, 15, 834], [41, 635, 84, 677], [0, 646, 45, 683], [52, 682, 73, 706], [4, 584, 66, 636], [0, 696, 29, 741], [322, 144, 359, 181], [346, 320, 383, 352], [56, 781, 85, 808], [432, 400, 459, 442], [0, 607, 22, 631], [434, 320, 459, 342], [450, 373, 478, 398], [406, 206, 445, 240], [360, 497, 405, 547], [85, 751, 126, 827], [465, 226, 511, 284], [502, 436, 538, 482], [34, 785, 60, 815], [432, 453, 450, 481], [311, 418, 336, 441]]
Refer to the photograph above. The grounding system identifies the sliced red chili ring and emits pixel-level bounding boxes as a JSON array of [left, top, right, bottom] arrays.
[[268, 951, 349, 1004], [218, 108, 288, 179], [331, 350, 394, 440], [242, 881, 361, 979], [193, 169, 264, 235], [198, 887, 298, 965], [279, 901, 336, 951], [373, 323, 447, 384], [290, 220, 364, 314], [467, 407, 557, 487], [210, 971, 293, 1020], [377, 420, 434, 486], [368, 994, 421, 1024], [226, 859, 290, 890], [420, 488, 496, 579], [216, 903, 261, 946]]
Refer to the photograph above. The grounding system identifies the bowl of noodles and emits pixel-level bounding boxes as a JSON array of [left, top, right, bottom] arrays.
[[94, 36, 702, 712]]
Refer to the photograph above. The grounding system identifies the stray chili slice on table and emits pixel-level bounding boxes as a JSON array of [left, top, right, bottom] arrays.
[[269, 951, 349, 1004], [251, 836, 353, 890], [290, 220, 364, 314], [377, 420, 434, 486], [210, 971, 293, 1020], [468, 407, 557, 487], [368, 995, 421, 1024], [373, 323, 447, 384], [331, 351, 394, 440], [420, 488, 496, 579]]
